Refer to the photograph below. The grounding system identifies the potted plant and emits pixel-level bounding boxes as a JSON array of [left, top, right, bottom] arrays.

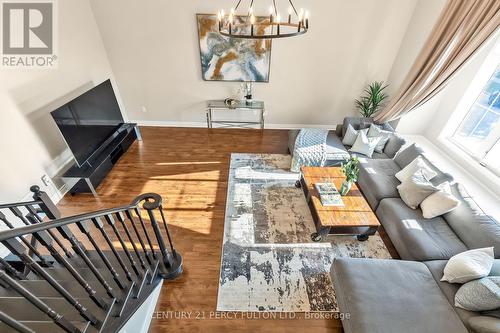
[[355, 81, 389, 125], [340, 157, 360, 196]]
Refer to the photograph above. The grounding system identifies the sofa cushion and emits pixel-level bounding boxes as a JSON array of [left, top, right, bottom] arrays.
[[376, 198, 468, 261], [468, 316, 500, 333], [394, 143, 425, 168], [357, 158, 401, 210], [324, 131, 350, 161], [341, 117, 372, 137], [331, 258, 469, 333], [424, 260, 479, 326], [444, 184, 500, 258], [384, 133, 406, 158], [424, 260, 500, 333]]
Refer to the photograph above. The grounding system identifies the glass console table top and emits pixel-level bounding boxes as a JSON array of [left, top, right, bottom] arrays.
[[207, 100, 264, 110]]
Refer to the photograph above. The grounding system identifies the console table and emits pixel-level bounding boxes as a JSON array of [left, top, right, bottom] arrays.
[[206, 100, 265, 129]]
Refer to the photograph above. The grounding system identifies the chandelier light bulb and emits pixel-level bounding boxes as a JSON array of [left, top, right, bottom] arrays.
[[217, 0, 308, 39]]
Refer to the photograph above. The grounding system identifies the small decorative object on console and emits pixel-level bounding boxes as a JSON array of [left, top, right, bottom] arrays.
[[315, 182, 344, 207], [340, 156, 360, 196]]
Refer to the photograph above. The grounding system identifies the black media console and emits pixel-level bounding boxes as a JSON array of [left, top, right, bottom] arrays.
[[62, 123, 141, 196]]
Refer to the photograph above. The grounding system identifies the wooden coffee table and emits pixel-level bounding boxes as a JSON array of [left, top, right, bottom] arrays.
[[298, 166, 380, 242]]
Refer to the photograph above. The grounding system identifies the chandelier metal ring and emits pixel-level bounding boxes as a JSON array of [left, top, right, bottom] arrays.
[[217, 0, 309, 40]]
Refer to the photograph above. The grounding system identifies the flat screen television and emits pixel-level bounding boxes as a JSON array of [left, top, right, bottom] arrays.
[[51, 80, 125, 167]]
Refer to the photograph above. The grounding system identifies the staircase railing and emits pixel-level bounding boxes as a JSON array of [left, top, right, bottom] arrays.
[[0, 187, 182, 333]]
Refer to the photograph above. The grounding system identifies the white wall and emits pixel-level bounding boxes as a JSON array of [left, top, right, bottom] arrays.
[[89, 0, 417, 128], [0, 0, 115, 203]]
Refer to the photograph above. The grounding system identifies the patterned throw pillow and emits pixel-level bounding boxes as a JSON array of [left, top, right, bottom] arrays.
[[455, 276, 500, 311], [367, 124, 391, 153]]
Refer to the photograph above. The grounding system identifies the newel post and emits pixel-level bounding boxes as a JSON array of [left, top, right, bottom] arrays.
[[133, 193, 183, 280], [30, 186, 61, 220]]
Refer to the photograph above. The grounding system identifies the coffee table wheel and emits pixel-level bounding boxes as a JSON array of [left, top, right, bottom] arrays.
[[295, 180, 302, 188], [357, 234, 369, 242], [311, 233, 322, 242]]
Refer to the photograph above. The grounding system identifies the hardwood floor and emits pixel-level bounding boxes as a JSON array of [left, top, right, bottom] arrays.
[[57, 127, 394, 333]]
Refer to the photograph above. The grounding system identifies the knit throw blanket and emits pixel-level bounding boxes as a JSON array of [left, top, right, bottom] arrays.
[[291, 129, 329, 172]]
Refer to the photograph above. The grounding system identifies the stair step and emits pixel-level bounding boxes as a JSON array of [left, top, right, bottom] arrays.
[[0, 320, 90, 333], [0, 297, 107, 322]]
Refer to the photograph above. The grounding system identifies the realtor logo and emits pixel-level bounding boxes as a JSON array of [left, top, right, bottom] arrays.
[[1, 0, 57, 68]]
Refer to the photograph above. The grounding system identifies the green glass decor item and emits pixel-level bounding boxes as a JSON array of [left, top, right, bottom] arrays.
[[340, 157, 360, 196]]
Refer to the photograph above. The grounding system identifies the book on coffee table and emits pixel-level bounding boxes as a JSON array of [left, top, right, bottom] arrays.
[[314, 182, 344, 207]]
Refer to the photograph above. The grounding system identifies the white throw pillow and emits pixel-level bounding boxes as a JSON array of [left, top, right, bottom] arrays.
[[349, 131, 381, 158], [397, 169, 439, 209], [420, 182, 460, 219], [367, 124, 391, 153], [395, 156, 438, 183], [441, 247, 495, 284], [342, 124, 368, 146]]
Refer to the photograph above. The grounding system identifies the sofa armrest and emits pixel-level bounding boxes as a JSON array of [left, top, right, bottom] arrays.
[[335, 124, 343, 137], [288, 129, 300, 154]]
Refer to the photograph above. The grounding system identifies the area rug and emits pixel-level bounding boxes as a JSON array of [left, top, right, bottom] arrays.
[[217, 154, 392, 312]]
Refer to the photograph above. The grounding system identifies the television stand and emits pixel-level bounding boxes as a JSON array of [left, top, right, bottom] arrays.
[[62, 123, 141, 197]]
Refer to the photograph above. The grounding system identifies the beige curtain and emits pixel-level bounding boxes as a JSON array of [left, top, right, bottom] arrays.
[[375, 0, 500, 123]]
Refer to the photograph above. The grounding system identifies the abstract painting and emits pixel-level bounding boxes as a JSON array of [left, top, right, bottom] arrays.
[[196, 14, 272, 82]]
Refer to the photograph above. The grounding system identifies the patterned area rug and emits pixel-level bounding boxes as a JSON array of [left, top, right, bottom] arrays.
[[217, 154, 392, 312]]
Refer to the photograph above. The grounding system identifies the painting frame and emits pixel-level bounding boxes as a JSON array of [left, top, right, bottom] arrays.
[[196, 13, 272, 83]]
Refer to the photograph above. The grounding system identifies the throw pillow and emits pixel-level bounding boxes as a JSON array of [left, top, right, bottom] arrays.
[[441, 247, 495, 284], [342, 124, 368, 146], [384, 133, 406, 158], [455, 276, 500, 311], [397, 169, 439, 209], [349, 131, 381, 158], [394, 143, 425, 168], [420, 182, 460, 219], [367, 124, 391, 153], [395, 156, 438, 183]]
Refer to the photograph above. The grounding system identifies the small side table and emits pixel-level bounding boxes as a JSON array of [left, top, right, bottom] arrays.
[[206, 100, 265, 129]]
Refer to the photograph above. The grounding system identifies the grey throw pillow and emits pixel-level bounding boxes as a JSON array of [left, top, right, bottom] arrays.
[[455, 276, 500, 311], [384, 133, 406, 158], [342, 124, 368, 146], [397, 169, 439, 209], [394, 143, 425, 168]]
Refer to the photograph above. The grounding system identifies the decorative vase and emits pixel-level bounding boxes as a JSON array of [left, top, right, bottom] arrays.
[[340, 180, 352, 196]]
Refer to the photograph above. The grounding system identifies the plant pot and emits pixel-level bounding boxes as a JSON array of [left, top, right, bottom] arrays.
[[340, 180, 352, 196]]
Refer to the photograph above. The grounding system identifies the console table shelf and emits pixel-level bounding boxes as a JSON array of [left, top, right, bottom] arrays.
[[206, 100, 265, 129]]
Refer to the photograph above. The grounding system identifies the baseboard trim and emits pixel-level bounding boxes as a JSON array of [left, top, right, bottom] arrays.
[[132, 120, 335, 130]]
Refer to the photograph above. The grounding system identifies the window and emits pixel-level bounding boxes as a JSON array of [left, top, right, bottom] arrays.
[[451, 60, 500, 175]]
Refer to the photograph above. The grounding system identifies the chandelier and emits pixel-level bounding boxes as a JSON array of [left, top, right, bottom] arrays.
[[217, 0, 309, 39]]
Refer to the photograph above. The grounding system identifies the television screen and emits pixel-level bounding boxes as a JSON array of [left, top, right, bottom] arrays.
[[51, 80, 124, 166]]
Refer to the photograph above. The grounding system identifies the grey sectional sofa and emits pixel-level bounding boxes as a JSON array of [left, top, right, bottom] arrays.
[[289, 117, 500, 333]]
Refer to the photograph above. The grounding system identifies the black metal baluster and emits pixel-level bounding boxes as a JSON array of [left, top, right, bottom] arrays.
[[12, 206, 72, 258], [25, 215, 109, 309], [52, 224, 117, 300], [125, 210, 152, 265], [0, 310, 36, 333], [115, 212, 147, 270], [132, 208, 157, 260], [1, 238, 100, 327], [0, 211, 48, 266], [104, 214, 141, 277], [91, 217, 133, 282], [24, 205, 73, 258], [76, 220, 126, 290], [0, 257, 24, 280]]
